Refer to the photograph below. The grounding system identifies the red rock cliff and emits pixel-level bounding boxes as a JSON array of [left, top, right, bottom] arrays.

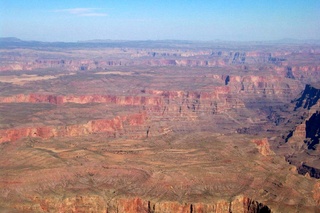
[[19, 195, 271, 213], [0, 112, 147, 143]]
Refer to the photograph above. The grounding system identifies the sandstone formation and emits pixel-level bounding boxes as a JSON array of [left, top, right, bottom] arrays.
[[251, 138, 274, 156]]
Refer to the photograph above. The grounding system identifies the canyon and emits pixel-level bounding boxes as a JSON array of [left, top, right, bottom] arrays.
[[0, 38, 319, 212]]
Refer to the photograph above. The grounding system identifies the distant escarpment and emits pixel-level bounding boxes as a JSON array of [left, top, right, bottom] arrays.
[[1, 47, 320, 83]]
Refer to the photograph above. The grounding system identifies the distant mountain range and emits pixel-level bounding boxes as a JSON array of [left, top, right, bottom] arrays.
[[1, 37, 319, 49], [0, 37, 200, 49]]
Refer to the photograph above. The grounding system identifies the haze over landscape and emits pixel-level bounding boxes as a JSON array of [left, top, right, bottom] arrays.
[[1, 0, 320, 42]]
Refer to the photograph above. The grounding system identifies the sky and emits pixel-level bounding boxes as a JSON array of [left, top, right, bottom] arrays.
[[1, 0, 320, 42]]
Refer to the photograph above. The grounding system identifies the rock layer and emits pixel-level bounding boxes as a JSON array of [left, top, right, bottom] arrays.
[[0, 112, 147, 143], [18, 196, 270, 213]]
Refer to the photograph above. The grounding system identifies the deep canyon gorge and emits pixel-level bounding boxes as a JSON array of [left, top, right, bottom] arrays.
[[0, 38, 319, 212]]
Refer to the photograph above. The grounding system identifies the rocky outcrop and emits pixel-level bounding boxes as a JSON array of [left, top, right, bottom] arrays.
[[285, 123, 306, 144], [305, 111, 320, 150], [294, 84, 320, 110], [298, 163, 320, 179], [251, 138, 274, 156]]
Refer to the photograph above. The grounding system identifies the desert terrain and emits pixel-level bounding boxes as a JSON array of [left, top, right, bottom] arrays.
[[0, 38, 319, 212]]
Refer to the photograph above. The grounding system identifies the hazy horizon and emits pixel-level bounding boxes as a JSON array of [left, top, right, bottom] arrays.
[[1, 0, 320, 42], [2, 36, 320, 44]]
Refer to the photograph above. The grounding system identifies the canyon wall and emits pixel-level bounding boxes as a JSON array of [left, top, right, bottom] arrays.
[[1, 48, 320, 84], [0, 112, 147, 143], [281, 85, 320, 178], [12, 195, 271, 213]]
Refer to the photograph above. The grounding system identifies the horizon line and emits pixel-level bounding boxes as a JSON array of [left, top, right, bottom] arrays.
[[1, 36, 320, 44]]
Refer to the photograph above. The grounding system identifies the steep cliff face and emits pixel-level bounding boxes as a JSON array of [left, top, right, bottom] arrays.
[[228, 75, 301, 102], [111, 196, 271, 213], [279, 85, 320, 178], [285, 85, 320, 149], [305, 111, 320, 150], [0, 87, 242, 115], [0, 73, 300, 112], [0, 94, 63, 105], [0, 112, 147, 143], [294, 84, 320, 110], [284, 109, 320, 178], [13, 196, 271, 213], [298, 163, 320, 178]]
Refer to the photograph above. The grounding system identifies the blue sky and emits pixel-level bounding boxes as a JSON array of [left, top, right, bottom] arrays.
[[1, 0, 319, 42]]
